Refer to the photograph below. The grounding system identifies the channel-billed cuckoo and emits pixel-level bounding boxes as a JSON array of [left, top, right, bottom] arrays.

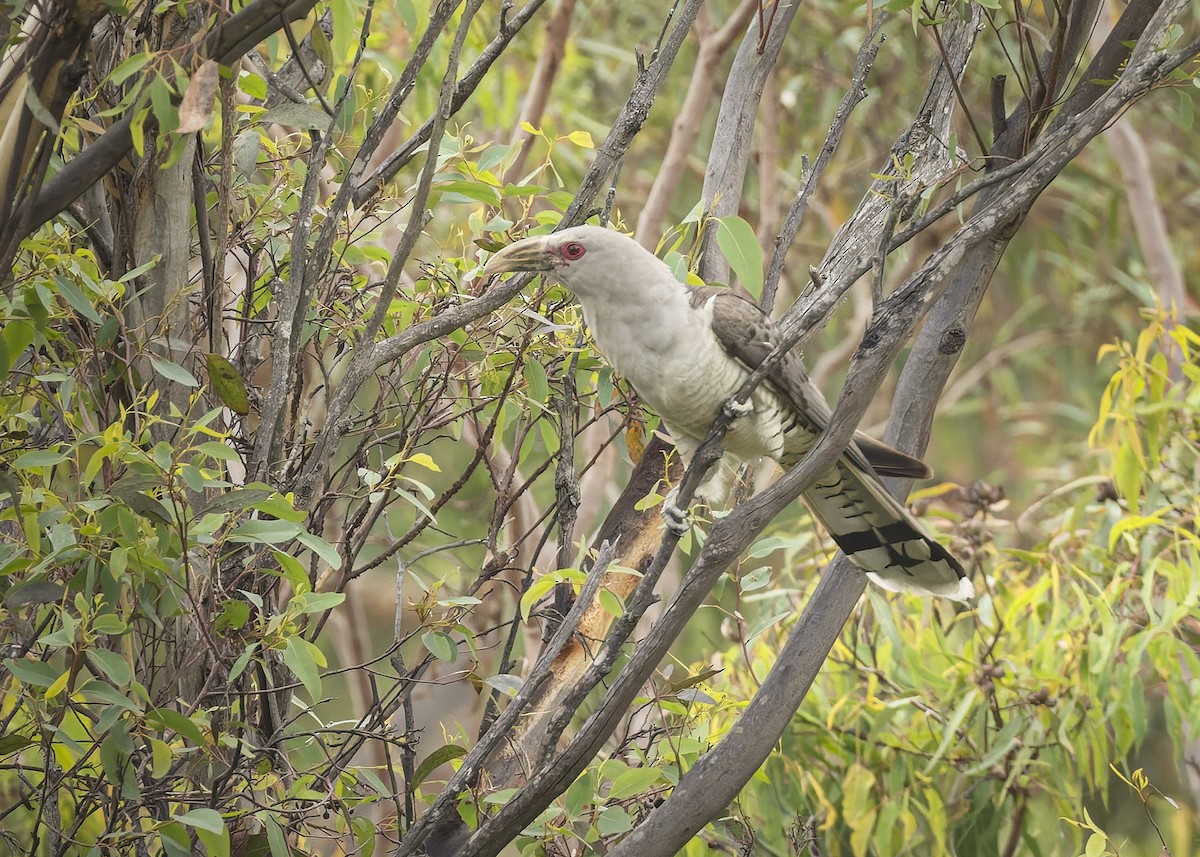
[[483, 225, 973, 601]]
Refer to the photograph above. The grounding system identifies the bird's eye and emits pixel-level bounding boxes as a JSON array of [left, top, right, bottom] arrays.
[[561, 242, 586, 261]]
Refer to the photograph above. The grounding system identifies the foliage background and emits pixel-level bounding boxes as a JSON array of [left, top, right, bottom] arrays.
[[0, 0, 1197, 855]]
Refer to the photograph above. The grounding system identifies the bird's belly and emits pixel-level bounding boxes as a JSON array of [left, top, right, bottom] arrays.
[[638, 351, 785, 463]]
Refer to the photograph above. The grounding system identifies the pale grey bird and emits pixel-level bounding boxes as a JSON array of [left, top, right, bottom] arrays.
[[483, 225, 973, 601]]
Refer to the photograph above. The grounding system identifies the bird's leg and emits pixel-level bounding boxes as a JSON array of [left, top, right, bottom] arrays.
[[661, 445, 731, 535], [723, 394, 754, 419], [662, 439, 696, 534], [661, 488, 692, 534]]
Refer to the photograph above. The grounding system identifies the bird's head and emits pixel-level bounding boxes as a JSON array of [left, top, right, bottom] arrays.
[[482, 225, 651, 299]]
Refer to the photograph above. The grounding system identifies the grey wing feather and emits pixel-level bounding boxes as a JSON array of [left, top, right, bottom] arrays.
[[698, 288, 930, 479]]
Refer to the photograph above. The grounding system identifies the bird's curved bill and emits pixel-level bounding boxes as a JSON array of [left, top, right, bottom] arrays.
[[482, 237, 552, 277]]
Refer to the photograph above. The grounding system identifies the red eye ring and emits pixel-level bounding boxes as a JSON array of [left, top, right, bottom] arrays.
[[561, 241, 586, 261]]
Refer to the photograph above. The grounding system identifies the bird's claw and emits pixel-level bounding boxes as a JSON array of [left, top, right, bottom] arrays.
[[723, 396, 754, 419], [662, 501, 691, 535]]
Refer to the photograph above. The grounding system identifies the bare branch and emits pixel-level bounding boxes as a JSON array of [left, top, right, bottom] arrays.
[[505, 0, 578, 182], [698, 0, 805, 283], [634, 0, 759, 247], [760, 17, 886, 312]]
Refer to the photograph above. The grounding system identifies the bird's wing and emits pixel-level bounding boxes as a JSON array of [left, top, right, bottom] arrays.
[[696, 287, 930, 480]]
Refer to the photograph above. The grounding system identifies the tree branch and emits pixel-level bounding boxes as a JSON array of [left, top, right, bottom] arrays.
[[634, 0, 758, 247], [350, 0, 552, 207], [698, 0, 805, 283], [597, 2, 1194, 851]]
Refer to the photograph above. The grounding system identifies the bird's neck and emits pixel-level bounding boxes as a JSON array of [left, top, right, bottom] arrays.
[[571, 274, 695, 368]]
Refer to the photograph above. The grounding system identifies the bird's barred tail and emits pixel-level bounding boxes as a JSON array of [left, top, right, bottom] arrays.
[[803, 461, 974, 601]]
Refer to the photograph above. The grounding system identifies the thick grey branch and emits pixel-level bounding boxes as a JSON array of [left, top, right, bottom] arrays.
[[591, 3, 1193, 851], [698, 0, 805, 283]]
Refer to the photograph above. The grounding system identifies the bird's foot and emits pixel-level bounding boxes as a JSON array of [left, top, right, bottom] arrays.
[[723, 396, 754, 419], [661, 499, 691, 535]]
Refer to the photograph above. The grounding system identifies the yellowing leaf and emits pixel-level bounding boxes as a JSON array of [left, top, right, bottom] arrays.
[[625, 422, 645, 464], [841, 762, 877, 857], [45, 669, 71, 700], [566, 130, 594, 148], [406, 452, 441, 472]]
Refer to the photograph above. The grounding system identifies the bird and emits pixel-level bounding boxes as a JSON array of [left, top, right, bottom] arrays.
[[482, 224, 973, 601]]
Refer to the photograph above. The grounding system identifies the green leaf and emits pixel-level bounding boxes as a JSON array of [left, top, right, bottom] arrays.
[[54, 274, 103, 321], [281, 636, 324, 699], [520, 572, 562, 620], [608, 766, 662, 801], [148, 356, 199, 387], [262, 815, 288, 857], [250, 492, 307, 522], [149, 738, 173, 777], [109, 52, 152, 84], [148, 73, 178, 134], [4, 659, 60, 687], [290, 591, 346, 615], [13, 447, 68, 469], [261, 102, 331, 129], [230, 518, 302, 543], [412, 743, 467, 787], [147, 707, 206, 744], [714, 215, 764, 299], [91, 613, 128, 635], [23, 84, 60, 132], [88, 648, 132, 686], [925, 689, 978, 772], [204, 353, 251, 415], [1112, 442, 1142, 510], [238, 72, 267, 101], [130, 105, 149, 157], [422, 631, 457, 662], [196, 825, 230, 857], [598, 588, 623, 618], [0, 733, 35, 756], [6, 579, 65, 607], [296, 530, 343, 570], [432, 179, 501, 205], [596, 806, 633, 836], [172, 807, 225, 834], [482, 673, 523, 697], [0, 318, 36, 379], [328, 0, 355, 62]]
